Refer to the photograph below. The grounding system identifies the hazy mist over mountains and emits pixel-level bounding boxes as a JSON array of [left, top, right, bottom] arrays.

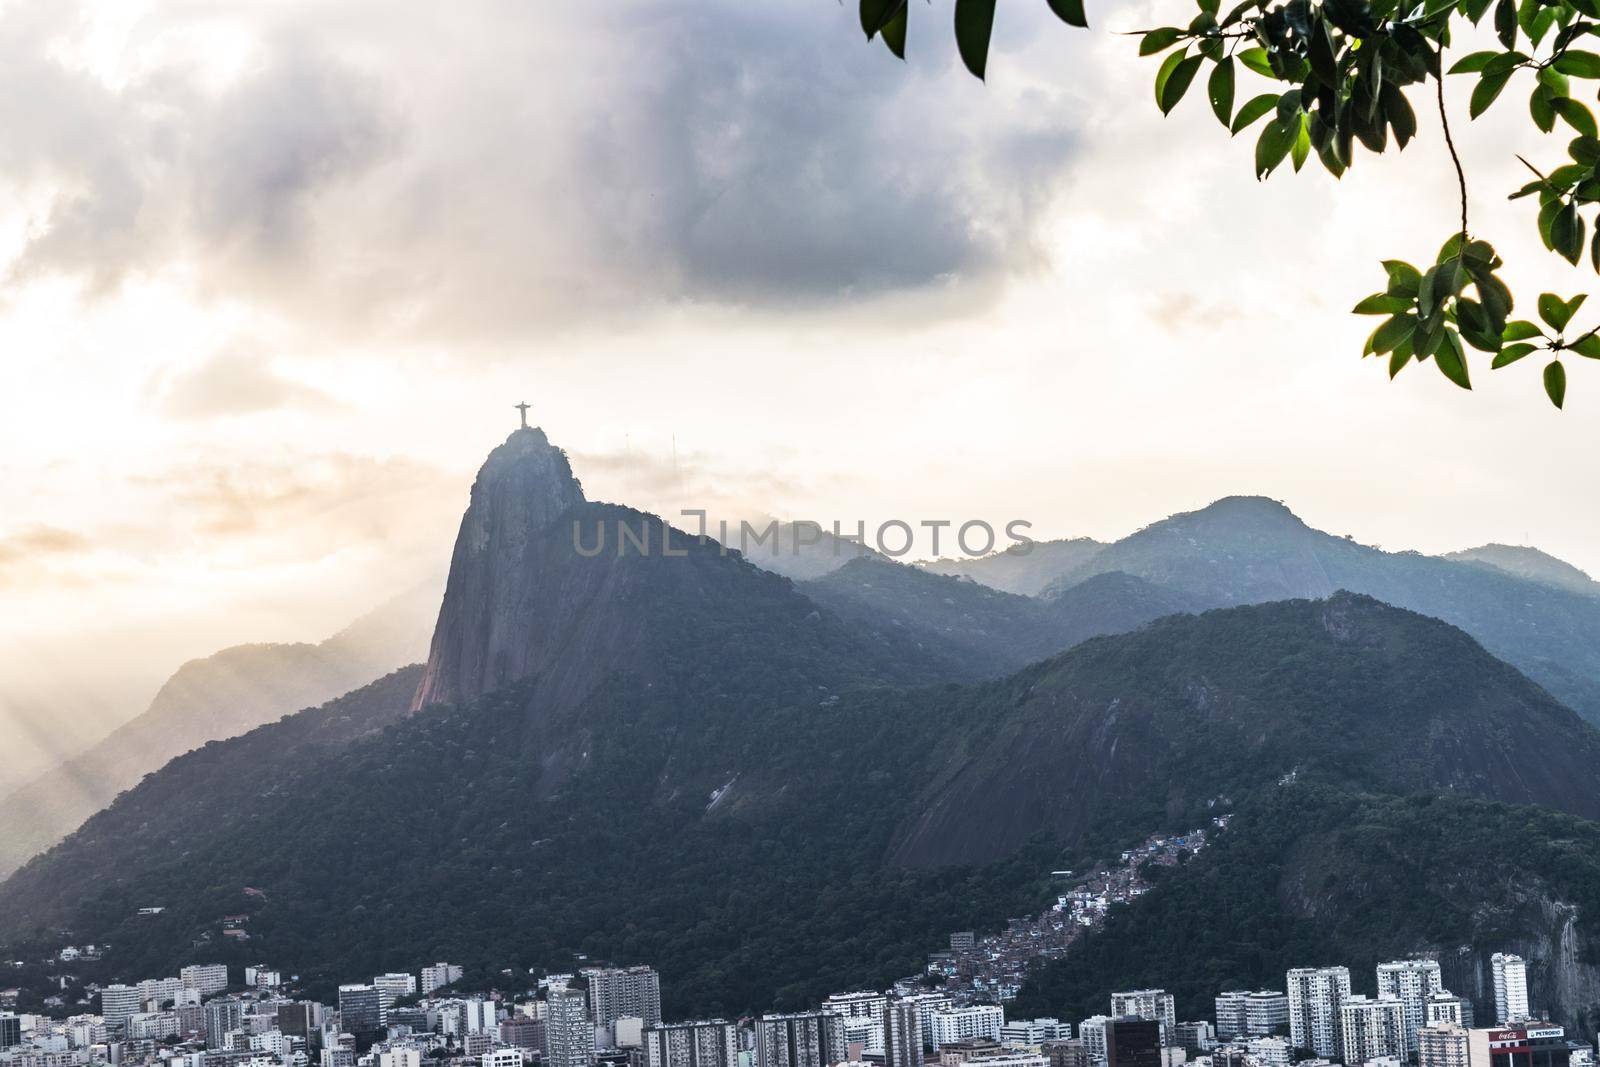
[[6, 425, 1600, 1029], [7, 439, 1599, 880]]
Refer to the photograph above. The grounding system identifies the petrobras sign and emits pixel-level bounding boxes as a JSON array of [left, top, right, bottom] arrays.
[[1526, 1028, 1564, 1039]]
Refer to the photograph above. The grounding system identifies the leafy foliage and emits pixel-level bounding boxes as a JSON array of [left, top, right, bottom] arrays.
[[855, 0, 1600, 407]]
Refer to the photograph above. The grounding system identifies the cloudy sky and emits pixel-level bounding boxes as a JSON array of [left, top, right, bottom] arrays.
[[3, 0, 1597, 767]]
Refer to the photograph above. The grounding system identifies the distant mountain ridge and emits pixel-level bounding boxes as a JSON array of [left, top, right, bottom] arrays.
[[1008, 496, 1600, 726], [0, 581, 440, 879], [1445, 543, 1600, 598], [801, 559, 1208, 679], [917, 536, 1108, 595]]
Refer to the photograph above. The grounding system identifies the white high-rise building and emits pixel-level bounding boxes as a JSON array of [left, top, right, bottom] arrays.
[[181, 965, 230, 997], [839, 1015, 878, 1056], [1491, 955, 1530, 1025], [100, 986, 142, 1031], [1376, 960, 1443, 1059], [374, 974, 417, 1009], [644, 1021, 738, 1067], [1002, 1020, 1069, 1046], [1423, 994, 1471, 1029], [138, 978, 185, 1009], [1417, 1024, 1470, 1067], [1215, 994, 1250, 1041], [585, 968, 662, 1031], [1338, 996, 1406, 1066], [884, 1000, 924, 1067], [1109, 992, 1174, 1042], [481, 1051, 524, 1067], [1247, 993, 1289, 1038], [901, 994, 952, 1049], [825, 993, 888, 1023], [824, 993, 888, 1056], [379, 1049, 423, 1067], [1286, 967, 1351, 1060], [756, 1012, 848, 1067], [463, 1000, 498, 1035], [547, 990, 594, 1067], [1245, 1037, 1292, 1067], [421, 965, 464, 995], [1078, 1017, 1111, 1066], [930, 1006, 1004, 1050]]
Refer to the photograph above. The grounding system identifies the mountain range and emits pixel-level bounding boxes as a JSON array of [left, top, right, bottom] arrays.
[[926, 496, 1600, 729], [4, 429, 1600, 1030], [0, 582, 440, 879]]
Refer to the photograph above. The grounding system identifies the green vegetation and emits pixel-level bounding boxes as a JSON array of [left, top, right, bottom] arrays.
[[6, 586, 1600, 1020], [856, 0, 1600, 406], [1010, 784, 1600, 1030]]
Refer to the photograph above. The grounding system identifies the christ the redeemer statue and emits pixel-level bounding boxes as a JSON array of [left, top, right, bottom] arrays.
[[515, 401, 530, 428]]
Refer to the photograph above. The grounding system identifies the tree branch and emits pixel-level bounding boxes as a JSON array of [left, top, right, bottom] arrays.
[[1437, 61, 1469, 242]]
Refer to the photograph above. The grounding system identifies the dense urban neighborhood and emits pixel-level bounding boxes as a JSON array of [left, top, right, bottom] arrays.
[[0, 938, 1584, 1067]]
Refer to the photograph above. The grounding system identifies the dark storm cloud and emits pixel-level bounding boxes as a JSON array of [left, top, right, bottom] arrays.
[[0, 0, 1086, 331], [564, 3, 1080, 301]]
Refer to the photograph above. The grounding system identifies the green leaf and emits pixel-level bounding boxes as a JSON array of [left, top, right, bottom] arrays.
[[1538, 65, 1571, 99], [1556, 50, 1600, 78], [1383, 84, 1417, 147], [953, 0, 997, 79], [1531, 85, 1557, 132], [1238, 46, 1274, 78], [1434, 330, 1473, 389], [1389, 345, 1414, 378], [1566, 293, 1588, 321], [1372, 313, 1418, 354], [1254, 116, 1297, 178], [1545, 359, 1567, 406], [879, 5, 908, 58], [1140, 28, 1184, 55], [1502, 319, 1544, 340], [1047, 0, 1089, 28], [860, 0, 903, 37], [1384, 260, 1423, 298], [1570, 332, 1600, 357], [1471, 70, 1513, 117], [1290, 113, 1311, 171], [1482, 51, 1531, 76], [1447, 50, 1500, 73], [1308, 19, 1339, 88], [1491, 342, 1538, 367], [1209, 58, 1236, 126], [1539, 196, 1562, 249], [1539, 292, 1576, 330], [1495, 0, 1518, 48], [1353, 293, 1413, 314], [1553, 97, 1599, 137], [1155, 50, 1187, 109], [1230, 93, 1278, 134], [1158, 54, 1204, 115], [1554, 202, 1586, 263]]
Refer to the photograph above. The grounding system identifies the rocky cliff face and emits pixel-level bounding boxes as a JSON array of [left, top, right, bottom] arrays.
[[412, 427, 586, 709]]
